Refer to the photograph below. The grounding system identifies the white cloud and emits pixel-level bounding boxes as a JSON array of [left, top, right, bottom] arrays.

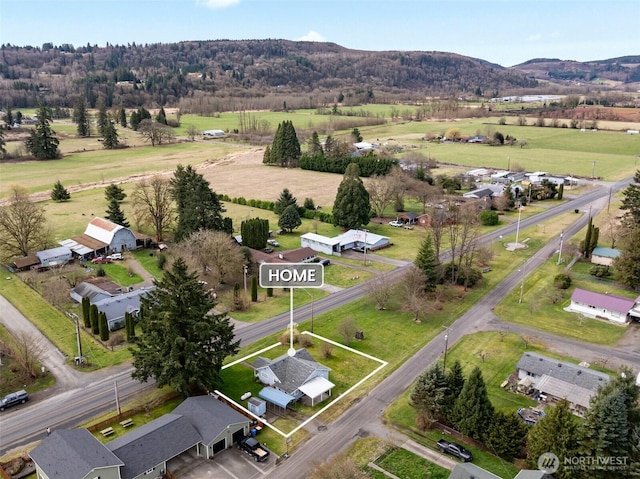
[[198, 0, 240, 9], [527, 34, 542, 42], [297, 30, 326, 42]]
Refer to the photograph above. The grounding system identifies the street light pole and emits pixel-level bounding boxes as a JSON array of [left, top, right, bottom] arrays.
[[557, 231, 564, 265], [514, 201, 523, 249], [443, 333, 449, 370]]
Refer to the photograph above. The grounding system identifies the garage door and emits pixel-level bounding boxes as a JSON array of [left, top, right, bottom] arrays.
[[212, 438, 226, 454], [232, 429, 245, 445]]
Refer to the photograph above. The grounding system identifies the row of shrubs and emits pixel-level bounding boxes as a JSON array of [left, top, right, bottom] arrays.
[[217, 194, 334, 224]]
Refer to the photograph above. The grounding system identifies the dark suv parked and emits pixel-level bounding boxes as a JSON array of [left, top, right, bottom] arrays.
[[0, 390, 28, 411]]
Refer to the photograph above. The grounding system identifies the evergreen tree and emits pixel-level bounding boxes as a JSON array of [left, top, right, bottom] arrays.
[[105, 184, 127, 202], [580, 368, 640, 477], [583, 217, 593, 258], [131, 258, 240, 397], [5, 107, 13, 128], [251, 276, 258, 302], [274, 188, 298, 215], [99, 311, 109, 341], [118, 107, 127, 127], [527, 399, 580, 479], [106, 198, 130, 227], [614, 226, 640, 289], [74, 96, 90, 137], [485, 411, 527, 460], [90, 304, 99, 335], [240, 218, 269, 249], [171, 164, 225, 242], [96, 96, 108, 136], [82, 296, 91, 328], [443, 360, 465, 417], [451, 367, 494, 441], [414, 234, 438, 292], [130, 110, 140, 130], [156, 106, 168, 125], [51, 180, 70, 202], [262, 144, 271, 165], [25, 103, 60, 159], [278, 204, 302, 232], [102, 119, 119, 149], [620, 170, 640, 226], [332, 163, 371, 230], [351, 127, 363, 143], [268, 121, 301, 167], [308, 131, 323, 156], [410, 362, 448, 423]]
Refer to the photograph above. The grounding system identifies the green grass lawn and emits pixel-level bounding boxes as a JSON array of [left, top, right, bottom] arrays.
[[369, 447, 450, 479]]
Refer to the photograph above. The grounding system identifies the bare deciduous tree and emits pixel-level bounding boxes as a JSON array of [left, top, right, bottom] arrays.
[[186, 124, 199, 141], [138, 119, 175, 146], [366, 272, 393, 310], [367, 174, 395, 218], [402, 266, 427, 322], [408, 178, 440, 214], [0, 185, 51, 260], [132, 175, 174, 242], [309, 452, 369, 479], [176, 230, 245, 287], [337, 317, 357, 346], [11, 331, 46, 379]]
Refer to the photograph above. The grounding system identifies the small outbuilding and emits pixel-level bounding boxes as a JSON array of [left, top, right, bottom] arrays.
[[590, 246, 621, 267], [36, 246, 73, 267]]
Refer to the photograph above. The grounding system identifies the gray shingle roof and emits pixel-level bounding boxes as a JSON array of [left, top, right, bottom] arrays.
[[253, 348, 329, 395], [172, 395, 250, 444], [106, 414, 201, 479], [516, 352, 610, 392], [29, 429, 123, 479], [449, 462, 501, 479]]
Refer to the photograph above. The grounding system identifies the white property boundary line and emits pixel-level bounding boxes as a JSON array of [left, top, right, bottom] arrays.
[[217, 331, 388, 439]]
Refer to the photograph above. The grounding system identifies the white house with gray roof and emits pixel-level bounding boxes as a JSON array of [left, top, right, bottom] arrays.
[[516, 351, 610, 416], [92, 287, 156, 331], [253, 348, 334, 407], [30, 396, 252, 479]]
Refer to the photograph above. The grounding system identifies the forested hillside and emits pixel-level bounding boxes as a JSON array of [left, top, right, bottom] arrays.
[[0, 39, 538, 111]]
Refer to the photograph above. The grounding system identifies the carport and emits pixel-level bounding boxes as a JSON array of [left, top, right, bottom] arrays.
[[298, 376, 335, 406], [259, 387, 295, 414]]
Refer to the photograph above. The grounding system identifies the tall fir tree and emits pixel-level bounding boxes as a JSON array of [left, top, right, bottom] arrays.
[[274, 188, 298, 215], [450, 366, 494, 441], [131, 258, 240, 397], [268, 121, 300, 167], [171, 164, 225, 242], [614, 226, 640, 289], [96, 96, 108, 136], [332, 163, 371, 230], [118, 107, 127, 128], [156, 107, 168, 125], [51, 180, 70, 202], [102, 120, 119, 149], [25, 103, 60, 159], [105, 184, 126, 202], [251, 276, 258, 302], [410, 362, 448, 423], [485, 411, 528, 460], [278, 204, 302, 232], [308, 131, 323, 156], [414, 234, 438, 292], [74, 96, 91, 137], [620, 170, 640, 226], [527, 399, 580, 479], [82, 296, 91, 328], [442, 360, 465, 418], [240, 218, 269, 249], [106, 198, 130, 227]]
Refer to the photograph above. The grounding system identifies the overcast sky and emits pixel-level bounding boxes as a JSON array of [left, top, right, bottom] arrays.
[[1, 0, 639, 67]]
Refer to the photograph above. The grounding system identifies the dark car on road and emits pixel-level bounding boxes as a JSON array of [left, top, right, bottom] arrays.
[[0, 390, 28, 412]]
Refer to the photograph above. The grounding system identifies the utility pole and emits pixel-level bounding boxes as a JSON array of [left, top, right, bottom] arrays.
[[75, 318, 83, 363]]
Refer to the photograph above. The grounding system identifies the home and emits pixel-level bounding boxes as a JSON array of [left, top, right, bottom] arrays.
[[202, 129, 225, 137], [590, 246, 621, 266], [301, 230, 390, 256], [59, 217, 137, 259], [253, 348, 335, 408], [567, 287, 640, 324], [92, 287, 156, 331], [30, 396, 252, 479], [515, 351, 610, 416], [398, 212, 419, 224], [35, 246, 73, 267]]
